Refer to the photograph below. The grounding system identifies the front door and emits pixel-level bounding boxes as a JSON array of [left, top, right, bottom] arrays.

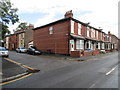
[[70, 39, 74, 51]]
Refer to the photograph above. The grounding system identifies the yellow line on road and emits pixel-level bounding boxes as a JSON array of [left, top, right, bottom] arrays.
[[4, 58, 34, 70], [0, 73, 32, 85]]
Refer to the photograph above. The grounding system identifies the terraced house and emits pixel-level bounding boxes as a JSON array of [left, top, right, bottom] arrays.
[[33, 10, 119, 57], [4, 24, 34, 50]]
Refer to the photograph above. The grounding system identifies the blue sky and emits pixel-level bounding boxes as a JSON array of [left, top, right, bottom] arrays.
[[9, 0, 119, 37], [18, 13, 46, 24]]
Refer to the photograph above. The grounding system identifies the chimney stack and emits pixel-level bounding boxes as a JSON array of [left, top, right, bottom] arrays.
[[108, 31, 111, 35], [64, 10, 73, 18], [27, 24, 34, 29]]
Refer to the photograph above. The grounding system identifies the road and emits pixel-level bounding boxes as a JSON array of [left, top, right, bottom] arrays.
[[2, 51, 119, 88]]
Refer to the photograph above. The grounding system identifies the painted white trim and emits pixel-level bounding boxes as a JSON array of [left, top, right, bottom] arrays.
[[71, 20, 74, 34], [70, 39, 74, 51], [78, 23, 81, 35]]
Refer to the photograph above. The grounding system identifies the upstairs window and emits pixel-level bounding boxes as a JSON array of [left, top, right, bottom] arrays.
[[101, 33, 103, 40], [91, 28, 95, 38], [71, 20, 74, 34], [87, 27, 90, 37], [49, 26, 53, 34], [78, 23, 81, 35], [96, 31, 98, 39]]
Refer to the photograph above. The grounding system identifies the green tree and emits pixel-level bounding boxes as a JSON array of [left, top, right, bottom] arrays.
[[15, 22, 28, 31], [0, 0, 19, 39]]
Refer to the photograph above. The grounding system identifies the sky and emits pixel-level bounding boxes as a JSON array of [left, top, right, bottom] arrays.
[[9, 0, 119, 37]]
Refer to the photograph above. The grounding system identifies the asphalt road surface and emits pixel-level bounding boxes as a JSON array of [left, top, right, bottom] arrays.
[[2, 58, 26, 79], [2, 51, 119, 88]]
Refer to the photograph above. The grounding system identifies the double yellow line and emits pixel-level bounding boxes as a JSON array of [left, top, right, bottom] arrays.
[[0, 58, 34, 85], [0, 73, 32, 85], [4, 58, 34, 70]]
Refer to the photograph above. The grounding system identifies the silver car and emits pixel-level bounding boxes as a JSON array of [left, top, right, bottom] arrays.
[[0, 47, 9, 57], [16, 48, 27, 53]]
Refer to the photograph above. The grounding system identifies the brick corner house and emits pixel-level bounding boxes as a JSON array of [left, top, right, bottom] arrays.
[[33, 10, 119, 57]]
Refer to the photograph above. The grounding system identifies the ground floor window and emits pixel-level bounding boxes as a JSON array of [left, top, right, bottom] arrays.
[[114, 44, 117, 49], [96, 43, 98, 49], [105, 44, 108, 49], [98, 43, 100, 49], [102, 43, 105, 49], [112, 44, 114, 49], [76, 39, 84, 50], [86, 41, 93, 50]]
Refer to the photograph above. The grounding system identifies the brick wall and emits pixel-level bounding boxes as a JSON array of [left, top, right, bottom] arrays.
[[25, 29, 33, 48], [34, 20, 70, 55], [8, 34, 17, 50]]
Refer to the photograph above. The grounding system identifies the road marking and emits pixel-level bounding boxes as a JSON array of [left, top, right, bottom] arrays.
[[0, 73, 32, 85], [4, 58, 34, 70], [106, 65, 118, 76]]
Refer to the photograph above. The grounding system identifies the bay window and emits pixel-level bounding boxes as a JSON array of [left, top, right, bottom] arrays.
[[76, 40, 84, 50]]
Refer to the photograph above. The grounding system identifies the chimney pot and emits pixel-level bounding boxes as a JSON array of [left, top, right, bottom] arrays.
[[64, 10, 73, 18]]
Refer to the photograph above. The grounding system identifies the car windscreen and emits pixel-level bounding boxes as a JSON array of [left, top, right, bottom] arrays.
[[20, 48, 26, 49], [0, 48, 7, 51]]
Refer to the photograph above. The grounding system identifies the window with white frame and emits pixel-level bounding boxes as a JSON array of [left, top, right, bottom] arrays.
[[98, 43, 100, 49], [110, 37, 111, 42], [76, 40, 84, 50], [71, 20, 74, 34], [101, 33, 102, 40], [87, 27, 90, 37], [49, 26, 53, 34], [107, 36, 109, 41], [91, 28, 94, 38], [96, 31, 98, 39], [78, 23, 81, 35], [94, 30, 95, 38], [96, 43, 98, 49], [102, 43, 104, 49]]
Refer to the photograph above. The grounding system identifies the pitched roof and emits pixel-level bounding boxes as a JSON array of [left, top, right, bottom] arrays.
[[33, 17, 102, 32]]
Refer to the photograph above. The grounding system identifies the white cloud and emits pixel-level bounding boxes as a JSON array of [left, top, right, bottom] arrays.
[[9, 0, 119, 36]]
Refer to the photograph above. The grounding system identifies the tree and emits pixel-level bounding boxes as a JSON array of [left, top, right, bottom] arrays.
[[0, 0, 19, 39], [15, 22, 28, 31]]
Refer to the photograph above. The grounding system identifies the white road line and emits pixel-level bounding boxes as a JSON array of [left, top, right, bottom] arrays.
[[106, 65, 118, 76]]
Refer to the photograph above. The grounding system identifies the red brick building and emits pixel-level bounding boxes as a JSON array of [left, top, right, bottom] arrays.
[[33, 10, 119, 57], [4, 24, 34, 50]]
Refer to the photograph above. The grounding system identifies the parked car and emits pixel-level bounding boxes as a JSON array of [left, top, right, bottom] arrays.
[[16, 48, 27, 53], [27, 46, 42, 55], [0, 47, 9, 57]]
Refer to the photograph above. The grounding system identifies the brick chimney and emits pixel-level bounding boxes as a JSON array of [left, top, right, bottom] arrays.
[[108, 31, 111, 35], [27, 24, 34, 29], [64, 10, 73, 18]]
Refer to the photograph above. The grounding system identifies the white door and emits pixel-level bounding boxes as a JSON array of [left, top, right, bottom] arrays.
[[70, 40, 74, 51]]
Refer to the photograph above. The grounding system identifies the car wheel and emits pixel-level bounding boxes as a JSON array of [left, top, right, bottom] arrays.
[[32, 52, 35, 55], [6, 55, 9, 58]]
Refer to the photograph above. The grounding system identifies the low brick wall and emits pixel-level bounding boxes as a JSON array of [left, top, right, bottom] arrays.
[[105, 50, 111, 53], [70, 50, 84, 57], [83, 51, 93, 57], [70, 51, 81, 57], [111, 49, 117, 52], [71, 49, 101, 57], [92, 50, 100, 55]]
